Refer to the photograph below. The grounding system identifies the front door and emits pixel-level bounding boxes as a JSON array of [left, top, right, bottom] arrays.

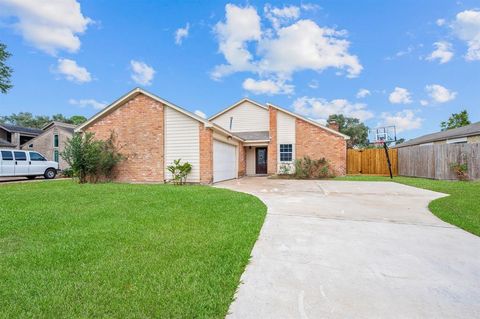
[[255, 147, 267, 174]]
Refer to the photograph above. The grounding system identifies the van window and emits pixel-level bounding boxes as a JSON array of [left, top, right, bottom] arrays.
[[14, 151, 27, 161], [30, 152, 46, 161], [1, 151, 13, 161]]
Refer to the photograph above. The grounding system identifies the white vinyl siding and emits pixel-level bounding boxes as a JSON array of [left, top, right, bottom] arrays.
[[212, 101, 269, 132], [164, 106, 200, 182], [277, 111, 296, 173], [246, 147, 256, 175]]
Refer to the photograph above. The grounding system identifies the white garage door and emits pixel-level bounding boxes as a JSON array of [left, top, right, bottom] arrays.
[[213, 140, 237, 183]]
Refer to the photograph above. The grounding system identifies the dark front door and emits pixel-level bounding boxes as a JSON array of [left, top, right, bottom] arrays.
[[255, 147, 267, 174]]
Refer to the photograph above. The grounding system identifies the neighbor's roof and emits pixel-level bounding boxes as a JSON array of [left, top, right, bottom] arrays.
[[0, 137, 15, 147], [233, 131, 270, 141], [266, 103, 350, 140], [395, 121, 480, 148], [42, 121, 77, 132], [0, 123, 43, 135]]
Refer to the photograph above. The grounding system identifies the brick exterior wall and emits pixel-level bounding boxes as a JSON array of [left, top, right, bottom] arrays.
[[295, 118, 347, 176], [84, 93, 164, 182], [238, 141, 246, 177], [267, 106, 277, 174], [199, 124, 213, 184]]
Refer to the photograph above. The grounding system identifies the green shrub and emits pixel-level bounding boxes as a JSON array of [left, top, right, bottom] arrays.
[[61, 131, 124, 183], [60, 167, 75, 178], [167, 159, 192, 185], [294, 156, 333, 179]]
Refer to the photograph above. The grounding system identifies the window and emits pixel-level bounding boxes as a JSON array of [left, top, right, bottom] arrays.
[[30, 152, 46, 161], [14, 151, 27, 161], [29, 143, 33, 148], [54, 134, 59, 147], [279, 144, 293, 162], [1, 151, 13, 161], [54, 150, 59, 163]]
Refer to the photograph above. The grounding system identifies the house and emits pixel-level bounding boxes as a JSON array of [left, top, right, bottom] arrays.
[[21, 121, 76, 170], [0, 123, 43, 149], [76, 88, 349, 183], [395, 121, 480, 148]]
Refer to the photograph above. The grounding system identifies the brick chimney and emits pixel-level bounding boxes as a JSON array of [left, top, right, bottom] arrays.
[[327, 120, 339, 132]]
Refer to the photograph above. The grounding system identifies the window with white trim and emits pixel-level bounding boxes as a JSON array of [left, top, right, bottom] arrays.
[[279, 144, 293, 162]]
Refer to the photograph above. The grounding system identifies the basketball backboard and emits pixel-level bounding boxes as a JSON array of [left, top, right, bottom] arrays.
[[368, 126, 396, 144]]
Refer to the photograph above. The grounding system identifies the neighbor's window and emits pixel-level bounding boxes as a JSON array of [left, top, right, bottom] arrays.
[[279, 144, 293, 162], [54, 134, 59, 147], [54, 150, 59, 163], [1, 151, 13, 161], [30, 152, 46, 161], [14, 151, 27, 161]]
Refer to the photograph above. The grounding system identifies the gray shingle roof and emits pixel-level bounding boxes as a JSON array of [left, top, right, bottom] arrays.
[[0, 123, 43, 135], [0, 137, 15, 147], [232, 131, 270, 141], [396, 121, 480, 148]]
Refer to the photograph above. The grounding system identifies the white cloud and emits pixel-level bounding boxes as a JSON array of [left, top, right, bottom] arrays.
[[211, 4, 261, 79], [426, 41, 453, 64], [420, 99, 429, 106], [0, 0, 92, 55], [264, 4, 300, 29], [69, 98, 106, 110], [389, 87, 412, 104], [379, 109, 423, 133], [425, 84, 457, 103], [194, 110, 206, 118], [436, 18, 446, 26], [130, 60, 155, 86], [293, 96, 374, 122], [242, 78, 294, 95], [175, 23, 190, 45], [356, 88, 371, 98], [452, 10, 480, 61], [55, 58, 91, 83], [308, 79, 319, 89], [211, 4, 362, 95]]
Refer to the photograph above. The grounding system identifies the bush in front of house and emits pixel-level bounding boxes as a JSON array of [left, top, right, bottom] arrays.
[[294, 156, 333, 179], [167, 159, 192, 185], [61, 132, 124, 183]]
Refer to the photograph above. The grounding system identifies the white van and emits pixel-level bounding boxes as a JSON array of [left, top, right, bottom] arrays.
[[0, 149, 59, 179]]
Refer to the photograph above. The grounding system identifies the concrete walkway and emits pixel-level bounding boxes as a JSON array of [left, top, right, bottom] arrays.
[[216, 177, 480, 319]]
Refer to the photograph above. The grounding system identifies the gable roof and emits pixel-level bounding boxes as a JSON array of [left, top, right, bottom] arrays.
[[208, 98, 267, 121], [42, 121, 77, 132], [266, 103, 350, 140], [395, 121, 480, 148], [0, 123, 43, 136], [76, 88, 211, 132]]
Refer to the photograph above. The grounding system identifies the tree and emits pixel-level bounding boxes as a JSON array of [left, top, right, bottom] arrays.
[[327, 114, 369, 148], [68, 115, 87, 125], [395, 138, 406, 145], [440, 110, 470, 131], [0, 43, 13, 94]]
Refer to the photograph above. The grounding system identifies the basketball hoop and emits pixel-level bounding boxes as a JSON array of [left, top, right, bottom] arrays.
[[368, 126, 397, 179]]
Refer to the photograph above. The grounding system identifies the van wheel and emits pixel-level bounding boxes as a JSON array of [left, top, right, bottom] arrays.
[[44, 168, 57, 179], [27, 176, 36, 180]]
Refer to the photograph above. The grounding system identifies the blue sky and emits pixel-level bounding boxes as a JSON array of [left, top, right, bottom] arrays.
[[0, 0, 479, 140]]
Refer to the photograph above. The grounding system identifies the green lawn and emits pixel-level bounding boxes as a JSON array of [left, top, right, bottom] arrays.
[[337, 175, 480, 236], [0, 181, 266, 318]]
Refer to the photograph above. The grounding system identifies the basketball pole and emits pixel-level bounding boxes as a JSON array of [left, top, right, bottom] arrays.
[[383, 142, 393, 179]]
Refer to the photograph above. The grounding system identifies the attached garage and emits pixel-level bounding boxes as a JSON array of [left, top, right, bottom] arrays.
[[213, 139, 237, 183]]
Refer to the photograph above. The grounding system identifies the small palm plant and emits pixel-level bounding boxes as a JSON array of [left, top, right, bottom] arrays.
[[167, 159, 192, 185]]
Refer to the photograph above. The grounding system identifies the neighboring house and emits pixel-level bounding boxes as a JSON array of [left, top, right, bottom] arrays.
[[20, 121, 76, 170], [76, 88, 349, 183], [396, 122, 480, 148], [0, 124, 43, 149]]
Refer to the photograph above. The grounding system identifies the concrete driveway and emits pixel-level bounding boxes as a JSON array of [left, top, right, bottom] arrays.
[[216, 177, 480, 319]]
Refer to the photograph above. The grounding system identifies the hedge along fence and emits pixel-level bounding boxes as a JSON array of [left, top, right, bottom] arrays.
[[398, 143, 480, 180]]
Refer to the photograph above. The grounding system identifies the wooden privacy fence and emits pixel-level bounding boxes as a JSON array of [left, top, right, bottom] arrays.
[[398, 143, 480, 180], [347, 149, 398, 176]]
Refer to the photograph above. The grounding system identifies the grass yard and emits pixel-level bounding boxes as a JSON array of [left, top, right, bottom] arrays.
[[0, 181, 266, 318], [337, 175, 480, 237]]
